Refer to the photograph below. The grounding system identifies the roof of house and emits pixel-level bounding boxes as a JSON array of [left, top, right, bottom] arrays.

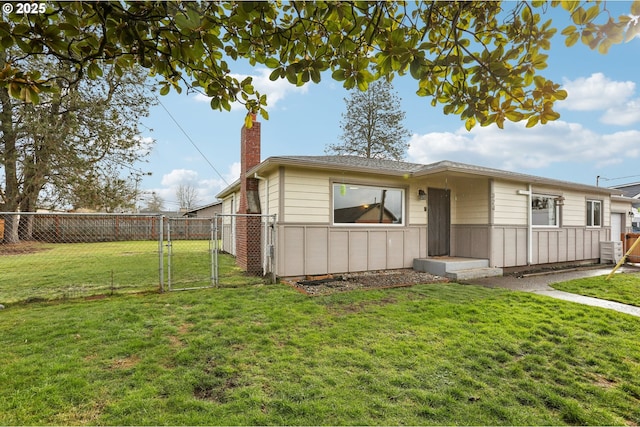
[[334, 203, 398, 223], [183, 200, 222, 215], [217, 155, 623, 198], [611, 182, 640, 199]]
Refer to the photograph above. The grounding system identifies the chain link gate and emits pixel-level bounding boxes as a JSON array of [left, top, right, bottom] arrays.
[[164, 217, 215, 291], [213, 213, 276, 286]]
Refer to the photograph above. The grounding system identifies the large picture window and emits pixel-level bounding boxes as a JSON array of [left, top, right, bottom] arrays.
[[532, 194, 559, 227], [587, 200, 602, 227], [333, 183, 404, 225]]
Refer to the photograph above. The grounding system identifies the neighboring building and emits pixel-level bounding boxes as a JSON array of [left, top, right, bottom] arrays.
[[217, 117, 634, 278], [611, 183, 640, 232], [183, 201, 223, 218]]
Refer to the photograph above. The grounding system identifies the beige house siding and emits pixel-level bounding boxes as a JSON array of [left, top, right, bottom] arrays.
[[282, 168, 330, 223], [257, 169, 280, 217], [220, 194, 237, 255], [409, 182, 427, 225], [277, 224, 427, 277], [492, 180, 528, 225], [217, 158, 633, 276], [451, 177, 490, 225]]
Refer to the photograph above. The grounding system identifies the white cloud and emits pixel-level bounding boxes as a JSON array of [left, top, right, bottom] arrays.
[[406, 120, 640, 171], [601, 99, 640, 126], [152, 164, 240, 210], [558, 73, 640, 125], [560, 73, 636, 111], [193, 68, 308, 111], [160, 169, 199, 187]]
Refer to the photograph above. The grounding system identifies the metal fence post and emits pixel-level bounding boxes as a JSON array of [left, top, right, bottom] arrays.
[[213, 213, 219, 287], [158, 215, 164, 292], [167, 218, 172, 291]]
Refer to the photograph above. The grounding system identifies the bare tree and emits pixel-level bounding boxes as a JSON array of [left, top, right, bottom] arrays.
[[176, 184, 200, 211], [144, 193, 165, 212]]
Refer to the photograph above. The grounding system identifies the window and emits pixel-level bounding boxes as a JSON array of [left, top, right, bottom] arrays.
[[587, 200, 602, 227], [532, 194, 559, 227], [333, 183, 404, 225]]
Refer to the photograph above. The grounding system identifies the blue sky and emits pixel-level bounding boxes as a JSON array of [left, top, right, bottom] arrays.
[[138, 3, 640, 211]]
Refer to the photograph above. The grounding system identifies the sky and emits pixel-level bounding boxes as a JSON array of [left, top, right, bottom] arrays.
[[136, 2, 640, 212]]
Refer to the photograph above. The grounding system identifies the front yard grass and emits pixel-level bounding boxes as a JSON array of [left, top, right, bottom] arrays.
[[1, 282, 640, 425], [551, 272, 640, 307]]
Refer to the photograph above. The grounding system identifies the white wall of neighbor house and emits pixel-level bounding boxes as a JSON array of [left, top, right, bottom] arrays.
[[611, 198, 632, 232]]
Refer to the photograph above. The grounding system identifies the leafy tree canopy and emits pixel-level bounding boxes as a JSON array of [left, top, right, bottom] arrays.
[[327, 80, 410, 161], [1, 1, 638, 129]]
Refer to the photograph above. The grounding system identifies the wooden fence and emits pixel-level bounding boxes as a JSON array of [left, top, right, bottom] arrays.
[[622, 233, 640, 262], [0, 213, 215, 243]]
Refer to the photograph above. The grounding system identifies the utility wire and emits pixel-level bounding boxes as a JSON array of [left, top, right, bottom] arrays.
[[155, 96, 230, 186]]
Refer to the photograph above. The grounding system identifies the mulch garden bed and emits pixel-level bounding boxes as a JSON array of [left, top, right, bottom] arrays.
[[284, 269, 448, 296]]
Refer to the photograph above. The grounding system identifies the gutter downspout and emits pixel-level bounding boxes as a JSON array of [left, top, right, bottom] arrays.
[[527, 184, 532, 265], [517, 185, 533, 265]]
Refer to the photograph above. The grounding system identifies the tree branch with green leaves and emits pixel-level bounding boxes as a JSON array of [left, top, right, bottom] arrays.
[[1, 1, 638, 130]]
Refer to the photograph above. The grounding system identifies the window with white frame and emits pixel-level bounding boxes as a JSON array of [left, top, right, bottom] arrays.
[[532, 194, 560, 227], [333, 183, 404, 225], [586, 200, 602, 227]]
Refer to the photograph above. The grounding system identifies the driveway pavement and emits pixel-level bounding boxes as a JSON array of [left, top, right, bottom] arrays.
[[465, 265, 640, 317]]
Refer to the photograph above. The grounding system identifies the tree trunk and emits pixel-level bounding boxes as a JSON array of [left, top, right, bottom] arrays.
[[0, 57, 21, 243]]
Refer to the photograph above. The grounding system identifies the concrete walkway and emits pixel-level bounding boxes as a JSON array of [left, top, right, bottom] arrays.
[[465, 265, 640, 317]]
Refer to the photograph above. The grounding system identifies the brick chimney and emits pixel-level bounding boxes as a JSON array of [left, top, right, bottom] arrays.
[[236, 114, 262, 274]]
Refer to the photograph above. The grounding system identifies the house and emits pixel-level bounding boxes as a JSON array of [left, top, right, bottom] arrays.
[[611, 183, 640, 232], [182, 201, 223, 218], [217, 116, 634, 279]]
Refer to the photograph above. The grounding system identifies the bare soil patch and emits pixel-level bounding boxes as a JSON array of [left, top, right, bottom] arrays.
[[286, 269, 448, 296], [0, 241, 50, 255]]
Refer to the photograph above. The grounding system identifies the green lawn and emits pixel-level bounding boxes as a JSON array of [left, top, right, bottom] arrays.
[[551, 272, 640, 307], [1, 281, 640, 425], [0, 240, 257, 303]]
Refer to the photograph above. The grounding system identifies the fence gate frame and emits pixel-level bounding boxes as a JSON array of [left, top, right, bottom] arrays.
[[165, 216, 216, 291], [213, 213, 277, 286]]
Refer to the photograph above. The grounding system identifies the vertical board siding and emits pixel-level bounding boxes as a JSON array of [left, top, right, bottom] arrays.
[[305, 227, 329, 275], [277, 224, 426, 277], [491, 226, 608, 267], [329, 231, 350, 273], [368, 231, 388, 270], [451, 225, 490, 259], [387, 230, 406, 269], [348, 231, 369, 272]]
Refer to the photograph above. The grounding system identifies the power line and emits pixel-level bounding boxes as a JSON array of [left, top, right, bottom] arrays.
[[155, 96, 230, 186]]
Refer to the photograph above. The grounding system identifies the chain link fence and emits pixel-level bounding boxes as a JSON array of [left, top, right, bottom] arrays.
[[1, 212, 273, 304]]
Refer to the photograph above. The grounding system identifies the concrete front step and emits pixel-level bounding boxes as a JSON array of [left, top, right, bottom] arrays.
[[413, 257, 503, 280], [413, 258, 490, 276], [446, 267, 504, 281]]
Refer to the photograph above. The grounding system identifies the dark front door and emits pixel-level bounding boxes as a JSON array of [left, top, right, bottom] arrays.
[[428, 188, 451, 256]]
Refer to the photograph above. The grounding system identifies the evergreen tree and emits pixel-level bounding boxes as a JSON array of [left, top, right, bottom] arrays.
[[327, 81, 410, 161]]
